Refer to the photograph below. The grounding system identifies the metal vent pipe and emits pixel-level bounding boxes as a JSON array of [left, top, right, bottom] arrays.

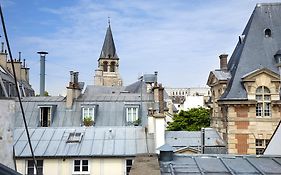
[[37, 51, 48, 96]]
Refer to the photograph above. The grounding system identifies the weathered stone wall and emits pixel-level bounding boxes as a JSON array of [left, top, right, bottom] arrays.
[[0, 99, 15, 169]]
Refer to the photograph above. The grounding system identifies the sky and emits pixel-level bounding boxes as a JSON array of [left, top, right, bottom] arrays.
[[0, 0, 278, 95]]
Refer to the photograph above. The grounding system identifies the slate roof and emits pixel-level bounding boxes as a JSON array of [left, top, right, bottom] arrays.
[[211, 70, 231, 81], [99, 24, 118, 59], [221, 3, 281, 100], [14, 127, 155, 158], [14, 81, 156, 127], [0, 163, 21, 175], [0, 64, 34, 98], [160, 154, 281, 174]]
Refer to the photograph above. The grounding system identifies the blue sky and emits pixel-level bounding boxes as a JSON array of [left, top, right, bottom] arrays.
[[0, 0, 278, 95]]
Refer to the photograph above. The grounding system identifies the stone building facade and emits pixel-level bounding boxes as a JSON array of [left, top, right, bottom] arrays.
[[94, 23, 122, 86], [207, 3, 281, 154]]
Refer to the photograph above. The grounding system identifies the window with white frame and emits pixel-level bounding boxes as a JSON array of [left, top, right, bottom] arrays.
[[73, 159, 89, 174], [125, 159, 133, 175], [255, 86, 271, 117], [126, 106, 139, 125], [82, 106, 95, 122], [26, 160, 43, 175], [255, 139, 270, 155]]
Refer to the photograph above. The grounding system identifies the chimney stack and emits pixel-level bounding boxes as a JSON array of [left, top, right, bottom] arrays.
[[66, 71, 81, 108], [1, 42, 4, 53], [219, 54, 228, 72], [37, 51, 48, 96], [158, 84, 164, 114]]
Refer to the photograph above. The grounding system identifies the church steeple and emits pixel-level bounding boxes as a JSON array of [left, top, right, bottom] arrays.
[[94, 20, 123, 87], [99, 21, 118, 59]]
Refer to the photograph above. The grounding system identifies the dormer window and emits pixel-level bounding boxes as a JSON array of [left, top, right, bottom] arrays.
[[38, 105, 56, 127], [256, 86, 271, 117], [264, 28, 271, 37], [82, 106, 96, 126], [125, 106, 139, 125]]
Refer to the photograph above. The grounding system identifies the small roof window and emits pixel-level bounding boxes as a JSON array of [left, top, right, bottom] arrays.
[[264, 28, 271, 37], [67, 132, 83, 143]]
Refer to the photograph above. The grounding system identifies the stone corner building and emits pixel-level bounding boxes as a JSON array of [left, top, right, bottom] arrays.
[[94, 23, 123, 86], [207, 3, 281, 155]]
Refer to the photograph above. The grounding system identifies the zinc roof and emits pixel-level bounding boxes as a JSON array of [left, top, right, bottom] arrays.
[[165, 128, 225, 148], [160, 154, 281, 175], [14, 82, 156, 127], [14, 127, 155, 158]]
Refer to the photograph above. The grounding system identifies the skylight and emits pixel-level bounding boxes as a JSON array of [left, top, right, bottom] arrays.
[[67, 132, 83, 143]]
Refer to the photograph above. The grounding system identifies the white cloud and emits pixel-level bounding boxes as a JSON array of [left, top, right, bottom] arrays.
[[9, 0, 278, 95]]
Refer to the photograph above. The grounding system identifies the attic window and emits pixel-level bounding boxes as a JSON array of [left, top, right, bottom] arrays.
[[67, 132, 83, 143], [264, 28, 271, 37]]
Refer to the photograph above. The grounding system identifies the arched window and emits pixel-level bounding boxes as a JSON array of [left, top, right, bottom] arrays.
[[110, 62, 115, 72], [103, 61, 108, 72], [256, 86, 271, 117], [264, 28, 271, 37]]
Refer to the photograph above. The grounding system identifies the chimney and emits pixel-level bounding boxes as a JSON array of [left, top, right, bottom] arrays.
[[158, 84, 164, 114], [6, 59, 22, 81], [153, 113, 165, 152], [66, 71, 81, 108], [20, 59, 30, 83], [219, 54, 228, 72], [154, 71, 158, 86], [1, 42, 4, 53], [0, 43, 7, 68], [37, 51, 48, 96]]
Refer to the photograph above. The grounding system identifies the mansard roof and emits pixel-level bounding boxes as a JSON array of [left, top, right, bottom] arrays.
[[14, 80, 156, 127], [221, 3, 281, 100], [99, 24, 118, 59]]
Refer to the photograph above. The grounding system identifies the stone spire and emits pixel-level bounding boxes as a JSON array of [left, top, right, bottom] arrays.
[[99, 22, 118, 59]]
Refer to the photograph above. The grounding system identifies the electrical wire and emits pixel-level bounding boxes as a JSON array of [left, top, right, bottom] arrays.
[[0, 3, 38, 173]]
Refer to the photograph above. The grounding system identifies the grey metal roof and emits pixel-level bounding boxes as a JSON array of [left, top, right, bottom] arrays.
[[221, 3, 281, 100], [14, 127, 155, 158], [160, 154, 281, 174], [264, 121, 281, 155], [14, 82, 156, 127], [99, 24, 118, 59], [165, 128, 225, 148]]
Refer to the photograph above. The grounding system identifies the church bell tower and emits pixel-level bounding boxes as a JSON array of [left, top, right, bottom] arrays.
[[94, 21, 123, 86]]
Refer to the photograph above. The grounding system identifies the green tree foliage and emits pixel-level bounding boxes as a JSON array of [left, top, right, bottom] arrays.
[[36, 91, 50, 97], [167, 107, 210, 131]]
